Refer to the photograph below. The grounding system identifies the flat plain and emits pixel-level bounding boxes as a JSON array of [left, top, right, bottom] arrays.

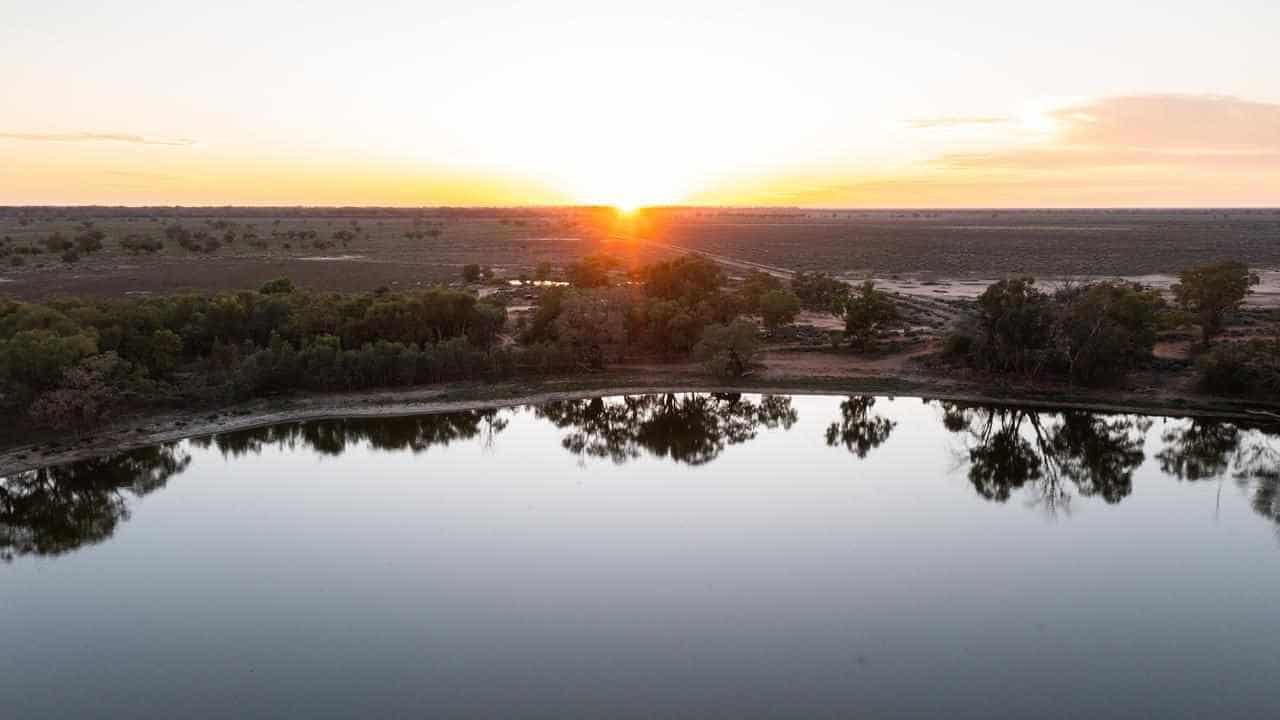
[[2, 207, 1279, 301]]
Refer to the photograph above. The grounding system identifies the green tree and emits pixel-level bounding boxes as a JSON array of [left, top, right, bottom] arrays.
[[641, 255, 723, 301], [554, 289, 632, 368], [791, 271, 850, 314], [148, 328, 184, 375], [0, 328, 98, 400], [759, 288, 801, 331], [1053, 281, 1165, 385], [694, 319, 759, 377], [1171, 261, 1258, 345], [738, 270, 785, 312], [567, 255, 618, 288], [842, 281, 898, 348], [974, 277, 1053, 375]]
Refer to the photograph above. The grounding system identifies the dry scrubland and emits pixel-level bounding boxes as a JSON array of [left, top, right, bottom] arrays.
[[0, 207, 669, 299], [3, 205, 1280, 464], [2, 207, 1280, 300], [649, 208, 1280, 277]]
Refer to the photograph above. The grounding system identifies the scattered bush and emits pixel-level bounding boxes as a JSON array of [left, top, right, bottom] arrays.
[[1198, 340, 1280, 397], [119, 234, 164, 254], [43, 232, 72, 253], [943, 329, 974, 357], [738, 271, 785, 311], [169, 225, 222, 253], [695, 319, 759, 377], [952, 277, 1166, 385], [74, 226, 105, 253], [567, 254, 619, 288], [792, 271, 850, 313], [842, 281, 898, 348], [259, 277, 295, 295]]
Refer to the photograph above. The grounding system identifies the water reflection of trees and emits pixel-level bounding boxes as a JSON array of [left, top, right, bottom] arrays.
[[0, 443, 190, 560], [1159, 419, 1280, 529], [189, 410, 509, 458], [535, 393, 797, 465], [12, 396, 1280, 563], [936, 402, 1150, 512], [939, 403, 1280, 531], [825, 396, 896, 458]]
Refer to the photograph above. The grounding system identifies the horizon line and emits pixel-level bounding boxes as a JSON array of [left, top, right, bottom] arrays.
[[2, 204, 1279, 212]]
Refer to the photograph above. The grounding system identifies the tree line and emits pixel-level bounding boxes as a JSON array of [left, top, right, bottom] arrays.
[[0, 255, 781, 432], [945, 261, 1269, 391], [0, 282, 526, 430], [2, 254, 1274, 433]]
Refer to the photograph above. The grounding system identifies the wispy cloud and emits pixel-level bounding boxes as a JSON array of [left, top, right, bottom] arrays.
[[936, 148, 1280, 171], [906, 116, 1011, 129], [1052, 94, 1280, 150], [0, 131, 195, 146], [930, 94, 1280, 172]]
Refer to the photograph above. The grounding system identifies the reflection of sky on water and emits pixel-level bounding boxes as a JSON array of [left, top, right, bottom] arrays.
[[3, 394, 1278, 719]]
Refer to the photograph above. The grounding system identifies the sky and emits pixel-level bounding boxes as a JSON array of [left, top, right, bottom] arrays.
[[2, 0, 1278, 207]]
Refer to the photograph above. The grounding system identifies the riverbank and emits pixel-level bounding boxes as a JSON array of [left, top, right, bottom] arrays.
[[4, 355, 1278, 475]]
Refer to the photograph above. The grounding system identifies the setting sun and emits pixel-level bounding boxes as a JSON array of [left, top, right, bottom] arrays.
[[3, 2, 1277, 206]]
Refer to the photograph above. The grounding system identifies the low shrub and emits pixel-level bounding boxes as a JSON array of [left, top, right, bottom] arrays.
[[1198, 340, 1280, 397]]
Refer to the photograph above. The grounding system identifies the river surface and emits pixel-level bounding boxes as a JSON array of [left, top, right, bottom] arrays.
[[3, 394, 1278, 719]]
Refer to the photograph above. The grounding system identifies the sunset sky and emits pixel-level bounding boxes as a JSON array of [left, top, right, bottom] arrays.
[[3, 1, 1278, 207]]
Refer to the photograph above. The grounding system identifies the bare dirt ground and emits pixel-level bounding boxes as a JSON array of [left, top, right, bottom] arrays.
[[2, 207, 1278, 301], [0, 207, 672, 300], [643, 207, 1280, 277]]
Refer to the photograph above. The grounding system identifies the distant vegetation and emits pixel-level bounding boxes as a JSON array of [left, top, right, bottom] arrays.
[[941, 261, 1275, 394], [0, 284, 513, 430], [517, 255, 745, 371], [0, 254, 784, 432], [118, 234, 165, 254], [947, 276, 1167, 385], [3, 243, 1277, 436]]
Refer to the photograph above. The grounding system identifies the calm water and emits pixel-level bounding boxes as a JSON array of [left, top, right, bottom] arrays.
[[3, 394, 1278, 719]]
